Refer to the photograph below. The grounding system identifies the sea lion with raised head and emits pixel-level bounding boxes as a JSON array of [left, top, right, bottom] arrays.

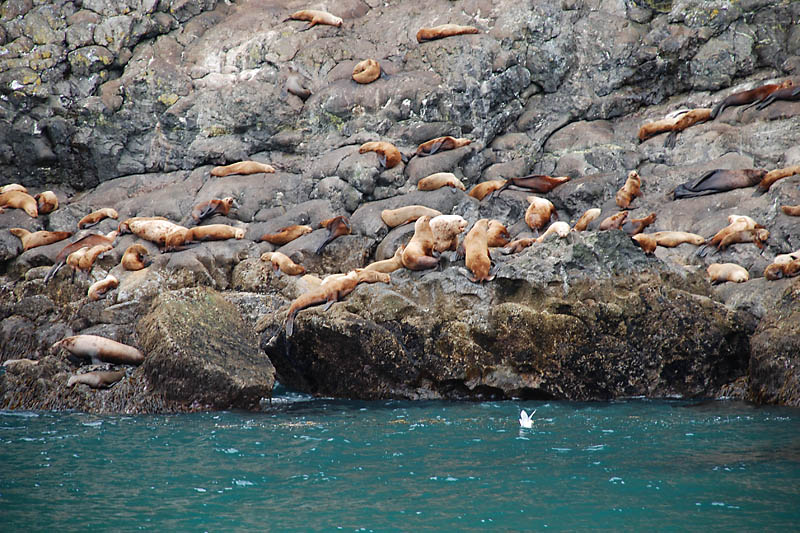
[[67, 369, 126, 389], [352, 59, 382, 84], [416, 24, 479, 42], [185, 224, 245, 243], [535, 221, 571, 243], [364, 245, 405, 273], [711, 79, 794, 119], [381, 205, 442, 228], [284, 9, 342, 31], [417, 172, 466, 191], [572, 208, 602, 231], [616, 170, 642, 209], [121, 243, 152, 271], [622, 213, 656, 236], [44, 230, 118, 283], [486, 220, 511, 247], [496, 174, 570, 195], [258, 224, 313, 245], [52, 335, 145, 365], [359, 141, 404, 170], [415, 136, 471, 157], [316, 216, 351, 253], [598, 211, 629, 231], [672, 169, 767, 199], [429, 214, 467, 253], [464, 219, 494, 283], [34, 191, 58, 215], [79, 208, 118, 229], [261, 251, 306, 276], [402, 215, 439, 271], [191, 197, 237, 223], [0, 190, 38, 217], [9, 228, 72, 251], [211, 161, 276, 177], [468, 179, 507, 201], [71, 243, 112, 276], [755, 165, 800, 194], [707, 263, 749, 284], [524, 195, 557, 232], [703, 215, 766, 254], [88, 274, 118, 301]]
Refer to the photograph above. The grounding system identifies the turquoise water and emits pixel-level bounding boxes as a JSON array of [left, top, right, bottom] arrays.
[[1, 390, 799, 531]]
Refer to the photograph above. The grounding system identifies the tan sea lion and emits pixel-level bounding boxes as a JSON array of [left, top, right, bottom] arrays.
[[704, 216, 767, 253], [764, 258, 800, 281], [429, 214, 468, 253], [663, 108, 712, 148], [352, 59, 382, 84], [117, 216, 168, 234], [711, 79, 794, 119], [34, 191, 58, 215], [381, 205, 442, 228], [598, 211, 628, 231], [468, 179, 507, 201], [622, 213, 656, 236], [52, 335, 145, 365], [616, 170, 642, 209], [417, 172, 466, 191], [486, 220, 511, 247], [649, 231, 706, 247], [258, 224, 313, 245], [496, 174, 570, 194], [359, 141, 404, 170], [502, 238, 536, 255], [524, 195, 557, 232], [755, 165, 800, 194], [535, 221, 570, 243], [416, 24, 479, 42], [45, 230, 118, 283], [88, 274, 118, 301], [191, 197, 237, 223], [632, 233, 657, 254], [707, 263, 749, 284], [211, 161, 276, 177], [9, 228, 72, 251], [316, 216, 351, 253], [415, 136, 471, 157], [781, 205, 800, 216], [67, 369, 126, 389], [401, 215, 439, 271], [464, 219, 494, 283], [772, 250, 800, 265], [261, 251, 306, 276], [66, 246, 90, 278], [76, 243, 112, 273], [0, 183, 27, 194], [364, 245, 405, 273], [572, 208, 602, 231], [286, 66, 312, 101], [121, 243, 152, 271], [0, 190, 38, 217], [79, 208, 118, 229], [185, 224, 245, 242], [124, 218, 188, 247], [672, 169, 766, 199], [285, 271, 360, 337], [638, 108, 710, 145], [284, 9, 342, 30]]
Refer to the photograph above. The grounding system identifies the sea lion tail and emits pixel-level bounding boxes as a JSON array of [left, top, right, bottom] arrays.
[[663, 131, 678, 149]]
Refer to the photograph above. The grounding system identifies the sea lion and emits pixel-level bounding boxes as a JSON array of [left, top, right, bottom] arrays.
[[261, 251, 306, 276], [417, 172, 466, 191], [286, 67, 312, 100], [662, 108, 712, 148], [772, 250, 800, 265], [52, 334, 145, 366], [632, 233, 657, 254], [622, 213, 656, 236], [380, 205, 442, 228], [34, 190, 58, 215], [67, 370, 126, 389], [637, 109, 688, 142], [117, 216, 168, 234], [78, 208, 118, 229], [121, 243, 152, 271], [9, 228, 72, 251], [364, 245, 405, 273], [359, 141, 404, 170], [572, 208, 602, 231], [88, 274, 118, 301], [711, 79, 794, 119], [185, 224, 245, 242], [649, 231, 705, 247], [598, 211, 628, 231], [76, 243, 112, 273], [401, 215, 439, 271], [754, 85, 800, 110], [781, 205, 800, 216], [615, 170, 642, 209], [764, 258, 800, 281], [415, 136, 471, 157], [124, 218, 188, 247], [535, 221, 571, 243], [416, 24, 479, 42], [704, 216, 767, 253], [0, 183, 27, 194], [672, 169, 767, 199], [191, 197, 237, 223], [468, 179, 507, 201], [284, 9, 342, 30], [755, 165, 800, 194], [316, 215, 351, 253], [496, 174, 570, 195], [259, 224, 313, 245], [502, 238, 536, 255], [352, 59, 382, 84], [429, 214, 468, 253], [524, 195, 557, 232], [0, 190, 38, 217], [486, 219, 511, 247], [65, 246, 90, 279], [44, 230, 118, 283], [464, 219, 494, 283], [211, 161, 276, 177], [707, 263, 749, 284], [717, 227, 769, 252]]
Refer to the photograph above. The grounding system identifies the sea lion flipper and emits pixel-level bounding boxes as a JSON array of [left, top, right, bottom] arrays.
[[285, 317, 295, 338], [664, 131, 678, 149], [427, 140, 444, 156], [377, 153, 387, 170], [299, 21, 316, 32], [322, 299, 336, 312]]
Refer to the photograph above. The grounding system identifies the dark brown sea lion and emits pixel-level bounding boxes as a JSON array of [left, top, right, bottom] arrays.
[[754, 85, 800, 110], [258, 225, 313, 245], [711, 79, 794, 119], [316, 216, 351, 253], [415, 136, 471, 157], [9, 228, 72, 251], [416, 24, 479, 42], [496, 174, 570, 195], [284, 9, 342, 31], [672, 169, 767, 199], [191, 197, 237, 223], [359, 141, 404, 170]]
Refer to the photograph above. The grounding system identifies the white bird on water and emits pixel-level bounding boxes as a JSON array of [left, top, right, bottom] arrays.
[[519, 409, 536, 428]]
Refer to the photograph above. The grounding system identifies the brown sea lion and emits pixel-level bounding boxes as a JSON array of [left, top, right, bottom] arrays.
[[572, 208, 602, 231], [44, 230, 118, 283], [121, 244, 152, 271], [616, 170, 642, 209], [185, 224, 245, 242], [415, 136, 471, 157], [535, 221, 571, 243], [755, 165, 800, 194], [364, 245, 405, 273], [401, 215, 439, 271], [632, 233, 657, 254], [261, 251, 306, 276], [717, 227, 769, 252], [622, 213, 656, 236], [764, 258, 800, 281], [67, 369, 126, 389], [381, 205, 442, 228], [352, 59, 382, 84], [707, 263, 749, 284], [711, 79, 794, 119], [0, 183, 27, 194], [486, 219, 511, 247], [88, 274, 118, 301], [286, 67, 312, 101], [359, 141, 404, 170], [52, 335, 145, 365], [524, 195, 557, 232], [649, 231, 705, 247], [66, 246, 90, 278], [34, 191, 58, 214], [191, 197, 237, 223], [79, 208, 119, 229], [9, 228, 72, 251], [416, 24, 479, 42], [317, 215, 351, 253], [781, 205, 800, 216], [754, 85, 800, 110], [663, 108, 712, 148], [417, 172, 466, 191], [468, 179, 507, 201], [637, 109, 687, 142], [211, 161, 276, 177], [464, 219, 494, 283], [502, 237, 536, 255], [598, 211, 628, 231], [0, 190, 38, 217], [672, 169, 767, 199], [496, 174, 570, 195], [429, 215, 467, 253], [704, 216, 766, 253], [284, 9, 342, 31], [259, 224, 313, 245]]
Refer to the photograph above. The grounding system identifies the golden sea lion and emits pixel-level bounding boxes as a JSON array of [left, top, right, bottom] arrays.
[[464, 219, 494, 283], [781, 205, 800, 216], [707, 263, 749, 284], [359, 141, 404, 170], [67, 369, 126, 389], [76, 243, 112, 273], [672, 169, 767, 199], [468, 179, 507, 201], [121, 243, 152, 271], [535, 221, 570, 243], [572, 208, 602, 231], [191, 197, 237, 223], [45, 230, 118, 283], [9, 228, 72, 251], [78, 208, 118, 229], [711, 79, 794, 119], [117, 216, 168, 234], [598, 211, 628, 231], [638, 108, 710, 146], [663, 108, 712, 148], [261, 251, 306, 276], [755, 165, 800, 194], [316, 216, 351, 253], [211, 161, 276, 177], [632, 233, 657, 254], [524, 195, 557, 232], [352, 59, 382, 84], [284, 9, 342, 30], [401, 215, 439, 271], [486, 219, 511, 247], [52, 335, 145, 365], [616, 170, 642, 209], [0, 190, 38, 217], [772, 250, 800, 265], [88, 274, 118, 301], [416, 24, 479, 42], [496, 174, 570, 194], [764, 258, 800, 281], [649, 231, 705, 247], [185, 224, 245, 242], [124, 218, 188, 247], [364, 245, 405, 273], [258, 224, 313, 245], [703, 216, 767, 254], [34, 190, 58, 215], [0, 183, 27, 194], [417, 172, 466, 191], [429, 214, 467, 253], [415, 136, 471, 157], [502, 237, 536, 255], [622, 213, 656, 236], [380, 205, 442, 228]]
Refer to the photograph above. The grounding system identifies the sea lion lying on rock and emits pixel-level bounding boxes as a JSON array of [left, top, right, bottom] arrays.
[[672, 169, 767, 199]]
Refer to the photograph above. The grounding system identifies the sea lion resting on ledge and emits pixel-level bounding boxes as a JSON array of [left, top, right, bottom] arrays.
[[464, 219, 494, 283], [34, 191, 58, 215], [316, 216, 351, 253], [67, 370, 126, 389], [88, 274, 118, 301], [707, 263, 749, 284], [415, 136, 471, 157], [211, 161, 276, 177], [616, 171, 642, 209], [701, 215, 768, 255], [416, 24, 479, 42], [121, 244, 152, 271], [359, 141, 404, 170], [638, 108, 710, 146], [381, 205, 442, 228], [261, 251, 305, 276], [496, 174, 570, 195], [524, 196, 557, 232], [52, 335, 145, 365], [185, 224, 245, 243], [417, 172, 465, 191], [468, 179, 507, 201], [0, 190, 38, 217], [672, 169, 767, 199], [352, 59, 383, 84], [572, 208, 601, 231], [191, 197, 237, 223], [535, 221, 570, 243], [710, 79, 794, 119], [284, 9, 342, 31], [44, 230, 118, 283], [755, 165, 800, 194], [364, 245, 405, 273], [79, 208, 118, 229], [259, 225, 313, 245], [9, 228, 72, 251]]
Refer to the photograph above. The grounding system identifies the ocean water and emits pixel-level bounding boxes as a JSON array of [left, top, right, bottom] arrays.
[[1, 389, 799, 531]]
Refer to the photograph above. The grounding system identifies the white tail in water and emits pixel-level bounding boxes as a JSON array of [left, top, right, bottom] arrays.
[[519, 409, 536, 429]]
